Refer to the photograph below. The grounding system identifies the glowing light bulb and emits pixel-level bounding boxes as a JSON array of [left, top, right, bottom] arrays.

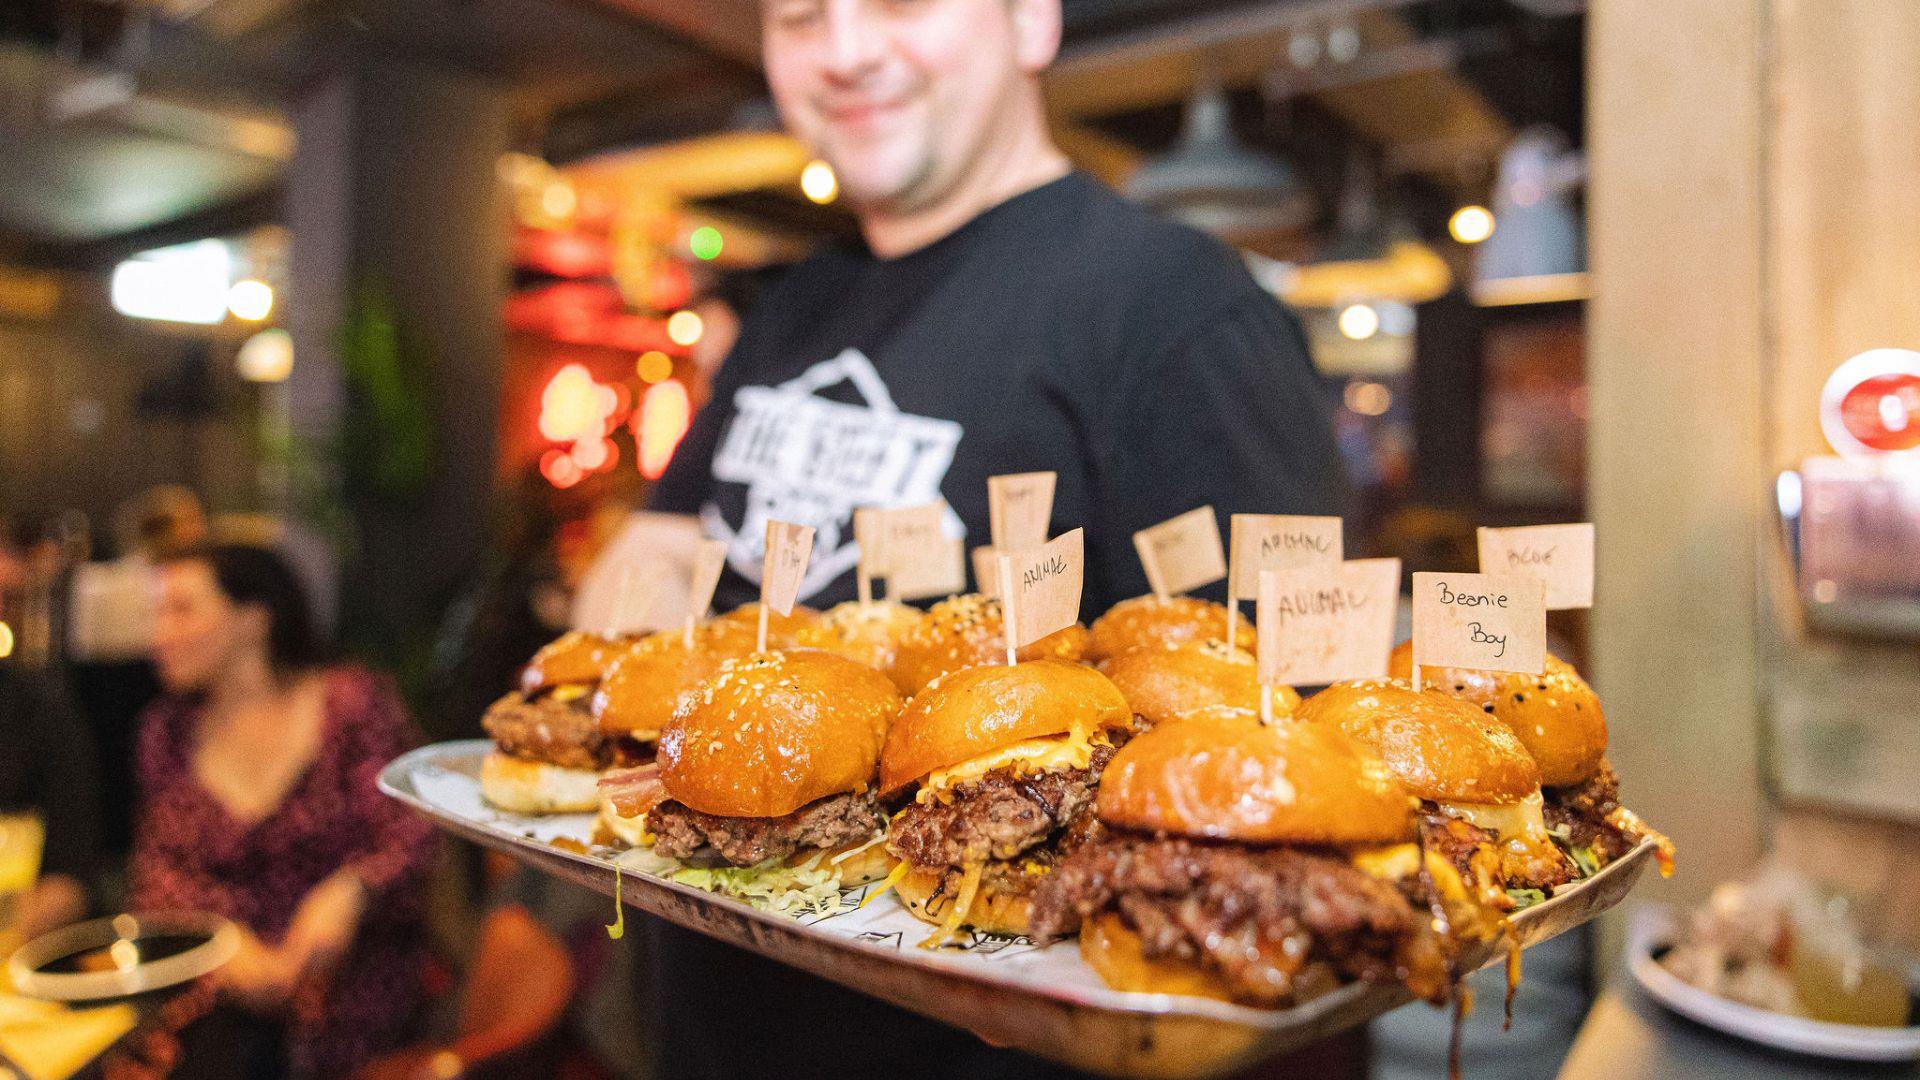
[[636, 350, 673, 384], [801, 160, 838, 204], [236, 329, 294, 382], [666, 310, 704, 347], [1337, 303, 1380, 341], [1449, 205, 1495, 245], [227, 279, 274, 320], [1343, 380, 1392, 416], [688, 226, 724, 261]]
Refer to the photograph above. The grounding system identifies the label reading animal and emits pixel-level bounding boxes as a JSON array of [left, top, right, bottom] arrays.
[[1255, 559, 1401, 686], [1229, 515, 1343, 597], [1477, 523, 1594, 610], [1409, 571, 1545, 676], [1005, 529, 1084, 648], [760, 520, 816, 616], [987, 472, 1056, 553], [1132, 506, 1226, 598]]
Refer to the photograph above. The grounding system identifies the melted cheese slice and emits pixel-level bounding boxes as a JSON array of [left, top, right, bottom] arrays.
[[1350, 843, 1470, 904], [916, 729, 1097, 804], [1437, 791, 1558, 863], [550, 683, 592, 703]]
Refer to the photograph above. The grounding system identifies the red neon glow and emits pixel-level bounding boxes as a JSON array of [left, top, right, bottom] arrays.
[[1838, 374, 1920, 453], [514, 228, 613, 278], [636, 380, 691, 480]]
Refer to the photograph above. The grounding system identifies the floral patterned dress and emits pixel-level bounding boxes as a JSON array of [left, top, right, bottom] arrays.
[[128, 666, 437, 1076]]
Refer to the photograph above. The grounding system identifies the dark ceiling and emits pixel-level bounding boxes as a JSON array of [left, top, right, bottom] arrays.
[[0, 0, 1584, 267]]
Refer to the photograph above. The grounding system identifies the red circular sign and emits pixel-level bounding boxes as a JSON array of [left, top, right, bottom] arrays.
[[1836, 373, 1920, 452]]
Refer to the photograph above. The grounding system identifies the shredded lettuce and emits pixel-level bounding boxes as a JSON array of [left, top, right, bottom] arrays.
[[1567, 844, 1601, 879], [615, 847, 846, 918], [1506, 887, 1547, 911]]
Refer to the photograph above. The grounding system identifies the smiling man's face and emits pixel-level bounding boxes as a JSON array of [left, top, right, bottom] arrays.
[[763, 0, 1057, 215]]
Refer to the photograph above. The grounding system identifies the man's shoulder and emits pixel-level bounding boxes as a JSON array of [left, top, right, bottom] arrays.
[[1054, 174, 1258, 291]]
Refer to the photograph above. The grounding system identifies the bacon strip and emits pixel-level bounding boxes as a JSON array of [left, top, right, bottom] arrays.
[[598, 763, 668, 818]]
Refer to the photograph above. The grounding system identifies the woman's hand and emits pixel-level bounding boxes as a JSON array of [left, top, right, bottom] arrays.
[[279, 870, 368, 987]]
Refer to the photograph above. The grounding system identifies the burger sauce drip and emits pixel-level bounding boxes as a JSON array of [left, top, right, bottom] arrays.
[[606, 863, 625, 940], [1415, 817, 1465, 1080]]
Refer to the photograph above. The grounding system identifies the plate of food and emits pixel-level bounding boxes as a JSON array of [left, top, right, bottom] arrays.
[[1628, 873, 1920, 1062], [385, 593, 1671, 1079]]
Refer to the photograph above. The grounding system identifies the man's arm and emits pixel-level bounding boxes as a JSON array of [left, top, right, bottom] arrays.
[[1092, 291, 1348, 607]]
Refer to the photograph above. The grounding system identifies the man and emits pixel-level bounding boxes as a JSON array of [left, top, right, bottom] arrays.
[[631, 1, 1346, 1076], [589, 0, 1343, 622]]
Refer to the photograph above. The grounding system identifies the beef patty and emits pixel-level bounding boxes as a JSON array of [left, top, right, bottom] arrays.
[[1543, 758, 1635, 867], [1030, 830, 1425, 1007], [646, 790, 884, 866], [887, 737, 1125, 871], [481, 689, 622, 771]]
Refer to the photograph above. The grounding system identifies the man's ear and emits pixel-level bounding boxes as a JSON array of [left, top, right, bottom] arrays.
[[1008, 0, 1062, 73]]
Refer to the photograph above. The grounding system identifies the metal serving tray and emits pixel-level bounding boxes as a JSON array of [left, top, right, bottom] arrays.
[[381, 740, 1657, 1079]]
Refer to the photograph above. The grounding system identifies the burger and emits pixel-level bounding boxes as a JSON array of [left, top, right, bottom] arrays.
[[1100, 638, 1299, 728], [1086, 594, 1250, 661], [589, 626, 753, 845], [479, 630, 634, 814], [799, 599, 927, 671], [887, 593, 1088, 696], [876, 660, 1133, 943], [1387, 643, 1671, 878], [1293, 679, 1575, 907], [705, 602, 825, 648], [599, 649, 904, 907], [1030, 710, 1503, 1008]]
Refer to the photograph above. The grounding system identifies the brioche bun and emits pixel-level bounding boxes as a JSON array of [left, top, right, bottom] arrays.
[[519, 630, 625, 694], [1100, 639, 1299, 727], [800, 600, 927, 670], [479, 750, 605, 814], [1087, 595, 1251, 661], [1387, 641, 1607, 787], [1096, 710, 1417, 845], [894, 865, 1035, 937], [592, 630, 736, 741], [706, 603, 825, 649], [659, 650, 902, 818], [1293, 679, 1541, 804], [1079, 913, 1236, 1001], [879, 659, 1131, 796], [820, 841, 896, 888], [887, 593, 1088, 696]]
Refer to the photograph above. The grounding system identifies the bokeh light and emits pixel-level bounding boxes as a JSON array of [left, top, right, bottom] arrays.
[[637, 380, 691, 479], [1337, 302, 1380, 341], [666, 310, 704, 347], [688, 226, 724, 261], [801, 160, 838, 204], [636, 350, 673, 384], [1449, 205, 1495, 245], [227, 279, 274, 321]]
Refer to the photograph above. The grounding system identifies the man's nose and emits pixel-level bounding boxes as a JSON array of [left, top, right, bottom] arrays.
[[821, 0, 887, 82]]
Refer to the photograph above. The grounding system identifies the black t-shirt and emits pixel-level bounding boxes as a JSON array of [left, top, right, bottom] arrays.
[[651, 171, 1346, 613]]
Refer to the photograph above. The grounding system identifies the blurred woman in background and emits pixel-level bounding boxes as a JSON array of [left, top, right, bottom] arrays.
[[129, 544, 436, 1078]]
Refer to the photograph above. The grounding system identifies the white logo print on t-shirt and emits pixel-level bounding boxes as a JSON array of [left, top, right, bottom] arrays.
[[702, 349, 964, 600]]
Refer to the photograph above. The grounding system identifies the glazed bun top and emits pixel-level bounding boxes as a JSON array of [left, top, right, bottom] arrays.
[[1293, 679, 1542, 804], [878, 659, 1131, 796], [800, 600, 928, 671], [658, 649, 904, 818], [1100, 639, 1299, 727], [887, 593, 1088, 696], [1387, 641, 1607, 788], [1096, 711, 1417, 845], [592, 629, 738, 740], [704, 603, 827, 651], [520, 630, 626, 694], [1086, 595, 1250, 661]]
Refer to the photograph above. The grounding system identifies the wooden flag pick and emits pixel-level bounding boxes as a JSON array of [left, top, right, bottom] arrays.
[[759, 519, 815, 651], [684, 539, 728, 649], [988, 472, 1056, 552], [1228, 514, 1343, 653], [1408, 571, 1546, 692], [853, 508, 882, 605], [1132, 506, 1226, 601], [1477, 523, 1595, 610], [1000, 529, 1085, 667], [1255, 558, 1403, 691], [972, 545, 1000, 598]]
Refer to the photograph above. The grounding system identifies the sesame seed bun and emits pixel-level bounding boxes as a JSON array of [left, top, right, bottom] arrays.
[[800, 600, 928, 670], [1086, 594, 1251, 661], [1100, 639, 1299, 727], [1095, 710, 1417, 845], [658, 650, 903, 818], [878, 659, 1131, 796], [706, 603, 826, 648], [887, 593, 1089, 696], [1387, 641, 1608, 787], [519, 630, 626, 694], [1293, 679, 1541, 804]]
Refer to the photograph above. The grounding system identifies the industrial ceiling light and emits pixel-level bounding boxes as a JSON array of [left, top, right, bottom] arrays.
[[1284, 155, 1452, 307], [1124, 69, 1313, 238], [1471, 126, 1588, 306]]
